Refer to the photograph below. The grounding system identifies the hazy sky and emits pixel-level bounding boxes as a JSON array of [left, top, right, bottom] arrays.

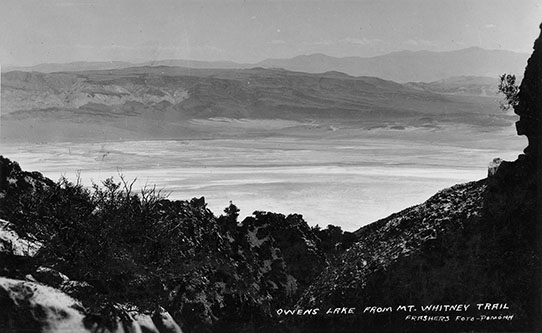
[[1, 0, 541, 66]]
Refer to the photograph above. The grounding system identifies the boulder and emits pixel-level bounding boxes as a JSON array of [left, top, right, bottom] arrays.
[[0, 277, 184, 333], [33, 266, 70, 288], [0, 219, 42, 257], [0, 276, 88, 333], [487, 157, 503, 177]]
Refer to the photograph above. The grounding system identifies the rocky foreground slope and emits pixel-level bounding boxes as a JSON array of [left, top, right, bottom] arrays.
[[0, 154, 355, 332]]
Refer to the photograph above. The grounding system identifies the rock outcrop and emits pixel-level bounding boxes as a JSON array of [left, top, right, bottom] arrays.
[[0, 219, 42, 257], [0, 277, 184, 333]]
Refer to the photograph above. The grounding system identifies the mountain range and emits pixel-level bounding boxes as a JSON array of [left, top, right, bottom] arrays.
[[1, 66, 515, 143], [3, 47, 529, 83]]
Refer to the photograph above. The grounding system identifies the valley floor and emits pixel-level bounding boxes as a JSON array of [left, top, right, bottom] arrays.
[[0, 123, 524, 231]]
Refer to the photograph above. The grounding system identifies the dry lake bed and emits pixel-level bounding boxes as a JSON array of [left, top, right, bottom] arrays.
[[1, 124, 524, 231]]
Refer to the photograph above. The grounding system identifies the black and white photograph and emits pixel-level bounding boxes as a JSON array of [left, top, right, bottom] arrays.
[[0, 1, 540, 332]]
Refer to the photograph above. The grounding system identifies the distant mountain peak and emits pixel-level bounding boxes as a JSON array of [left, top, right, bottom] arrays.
[[256, 47, 529, 82], [3, 47, 529, 83]]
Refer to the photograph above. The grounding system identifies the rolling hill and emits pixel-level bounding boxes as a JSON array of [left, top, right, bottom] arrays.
[[1, 66, 514, 142]]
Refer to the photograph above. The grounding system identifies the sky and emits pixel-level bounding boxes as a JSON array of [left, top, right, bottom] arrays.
[[1, 0, 541, 66]]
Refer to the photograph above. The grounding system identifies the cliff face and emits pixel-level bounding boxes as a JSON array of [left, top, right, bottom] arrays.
[[515, 23, 542, 157]]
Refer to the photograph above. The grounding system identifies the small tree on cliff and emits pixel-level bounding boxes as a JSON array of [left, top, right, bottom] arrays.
[[498, 73, 520, 111]]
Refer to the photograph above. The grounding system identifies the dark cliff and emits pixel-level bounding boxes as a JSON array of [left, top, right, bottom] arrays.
[[515, 24, 542, 158]]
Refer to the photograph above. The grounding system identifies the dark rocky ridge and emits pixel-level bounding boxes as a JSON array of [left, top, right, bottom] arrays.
[[515, 24, 542, 158]]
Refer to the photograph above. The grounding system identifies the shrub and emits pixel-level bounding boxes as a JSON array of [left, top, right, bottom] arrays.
[[497, 73, 520, 111]]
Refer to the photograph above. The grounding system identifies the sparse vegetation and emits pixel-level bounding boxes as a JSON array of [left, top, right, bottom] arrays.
[[311, 224, 357, 262], [1, 171, 221, 309]]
